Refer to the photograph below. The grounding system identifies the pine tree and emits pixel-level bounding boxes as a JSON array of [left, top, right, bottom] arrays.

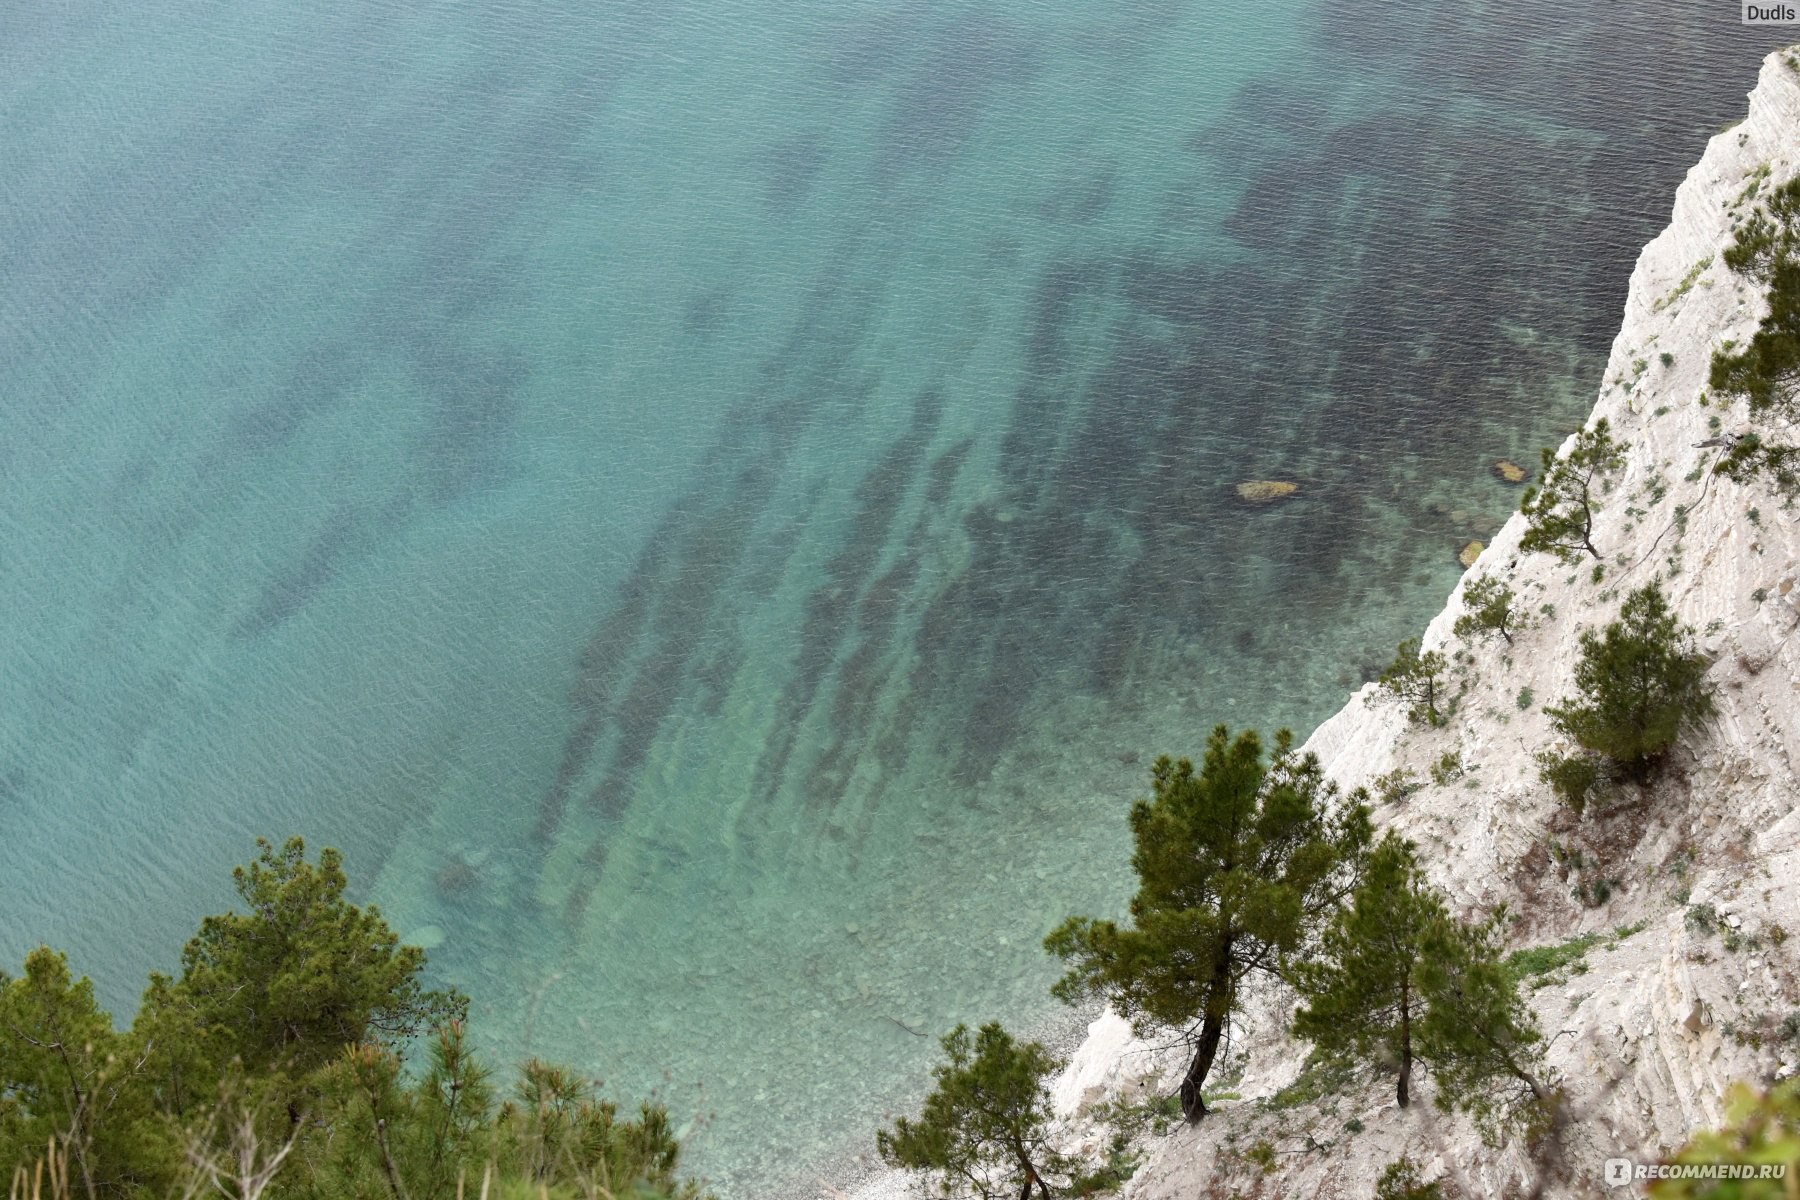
[[1045, 727, 1371, 1123], [0, 949, 173, 1196], [876, 1023, 1064, 1200], [1291, 833, 1446, 1108], [1518, 420, 1625, 562], [1378, 638, 1449, 726], [134, 837, 467, 1088], [4, 841, 702, 1200], [1416, 909, 1554, 1137], [1453, 576, 1520, 646], [1546, 582, 1713, 778]]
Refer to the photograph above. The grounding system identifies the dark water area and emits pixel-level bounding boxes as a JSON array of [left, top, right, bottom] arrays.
[[0, 0, 1789, 1191]]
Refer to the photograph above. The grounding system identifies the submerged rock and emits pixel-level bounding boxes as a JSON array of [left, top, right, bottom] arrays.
[[404, 924, 447, 951], [1492, 458, 1529, 484], [1235, 480, 1298, 504], [1458, 539, 1484, 568], [435, 859, 478, 896]]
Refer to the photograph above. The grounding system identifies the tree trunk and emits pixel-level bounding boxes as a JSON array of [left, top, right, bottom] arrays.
[[1179, 1011, 1226, 1123], [1397, 1005, 1412, 1109]]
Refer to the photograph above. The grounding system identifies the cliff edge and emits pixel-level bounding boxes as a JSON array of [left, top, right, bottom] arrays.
[[1078, 46, 1800, 1200], [849, 46, 1800, 1200]]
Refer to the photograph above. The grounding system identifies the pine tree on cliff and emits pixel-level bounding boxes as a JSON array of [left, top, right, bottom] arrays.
[[1518, 419, 1625, 562], [877, 1023, 1065, 1200], [1291, 832, 1445, 1109], [1045, 727, 1371, 1123], [1416, 907, 1556, 1136], [1546, 581, 1713, 780]]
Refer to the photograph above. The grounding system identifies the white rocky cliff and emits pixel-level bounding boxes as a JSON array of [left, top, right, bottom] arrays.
[[852, 44, 1800, 1200]]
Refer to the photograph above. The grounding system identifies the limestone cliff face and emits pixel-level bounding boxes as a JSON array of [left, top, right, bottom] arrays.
[[850, 47, 1800, 1200], [1064, 47, 1800, 1200]]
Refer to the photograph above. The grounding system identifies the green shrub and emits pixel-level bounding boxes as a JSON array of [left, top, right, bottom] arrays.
[[1649, 1081, 1800, 1198], [878, 1023, 1066, 1200], [1711, 176, 1800, 495], [1380, 638, 1449, 726], [1535, 747, 1604, 814], [1373, 767, 1421, 806], [1546, 583, 1713, 778], [1506, 933, 1602, 985], [1375, 1156, 1449, 1200], [1454, 576, 1521, 645], [1519, 420, 1625, 563]]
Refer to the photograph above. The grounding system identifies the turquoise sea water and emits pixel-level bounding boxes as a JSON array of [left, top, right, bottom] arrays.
[[1, 0, 1790, 1191]]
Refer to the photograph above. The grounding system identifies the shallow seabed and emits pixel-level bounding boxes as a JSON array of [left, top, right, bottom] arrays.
[[0, 0, 1788, 1192]]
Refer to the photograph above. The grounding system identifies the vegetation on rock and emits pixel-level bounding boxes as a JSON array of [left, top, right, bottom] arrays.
[[1534, 746, 1606, 815], [1518, 420, 1625, 562], [1414, 907, 1556, 1140], [1545, 582, 1713, 779], [1649, 1080, 1800, 1198], [1294, 834, 1554, 1129], [1292, 834, 1446, 1108], [1453, 576, 1521, 645], [1713, 176, 1800, 497], [877, 1024, 1065, 1200], [1378, 638, 1449, 727], [1045, 728, 1371, 1123]]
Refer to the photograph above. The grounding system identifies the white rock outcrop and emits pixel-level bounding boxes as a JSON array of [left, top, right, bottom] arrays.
[[1121, 46, 1800, 1200], [850, 46, 1800, 1200]]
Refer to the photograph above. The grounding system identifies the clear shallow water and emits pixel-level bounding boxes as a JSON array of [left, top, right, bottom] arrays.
[[0, 0, 1788, 1192]]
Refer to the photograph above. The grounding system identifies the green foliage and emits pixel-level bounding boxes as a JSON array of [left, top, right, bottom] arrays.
[[1721, 176, 1800, 280], [1712, 177, 1800, 496], [1516, 686, 1535, 711], [1649, 1081, 1800, 1198], [1065, 1129, 1142, 1198], [1294, 835, 1555, 1126], [1534, 747, 1605, 815], [1046, 727, 1371, 1122], [0, 950, 173, 1197], [1292, 835, 1447, 1107], [1379, 639, 1449, 726], [1504, 933, 1602, 987], [1428, 751, 1464, 788], [876, 1023, 1065, 1200], [1371, 767, 1420, 807], [1265, 1051, 1356, 1111], [1718, 431, 1800, 498], [0, 842, 702, 1200], [1415, 909, 1555, 1140], [1453, 576, 1520, 646], [1375, 1156, 1449, 1200], [1518, 420, 1625, 562], [136, 837, 467, 1088], [1545, 583, 1714, 776]]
